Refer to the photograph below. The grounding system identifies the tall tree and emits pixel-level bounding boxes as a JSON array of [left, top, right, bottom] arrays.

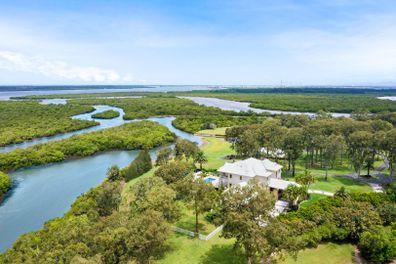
[[347, 131, 373, 177], [154, 161, 193, 185], [380, 128, 396, 180], [181, 175, 217, 236], [220, 180, 276, 263], [129, 177, 181, 222], [155, 146, 173, 166], [106, 165, 121, 182], [282, 128, 305, 177], [322, 134, 344, 180], [235, 129, 260, 158], [193, 150, 208, 170], [174, 138, 199, 160]]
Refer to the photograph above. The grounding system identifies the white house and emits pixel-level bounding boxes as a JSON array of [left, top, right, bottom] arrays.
[[218, 157, 298, 196]]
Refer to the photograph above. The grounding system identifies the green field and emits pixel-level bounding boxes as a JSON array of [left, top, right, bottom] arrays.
[[200, 137, 235, 170], [281, 243, 355, 264], [158, 233, 355, 264], [196, 127, 228, 136]]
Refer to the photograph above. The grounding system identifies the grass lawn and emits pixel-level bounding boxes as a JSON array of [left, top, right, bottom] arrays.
[[200, 137, 235, 170], [280, 243, 356, 264], [196, 127, 228, 136], [309, 175, 372, 193], [175, 205, 217, 235], [158, 234, 356, 264], [158, 233, 242, 264], [299, 194, 328, 208], [283, 173, 372, 194]]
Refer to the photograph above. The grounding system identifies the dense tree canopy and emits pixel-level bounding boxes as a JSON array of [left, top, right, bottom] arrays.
[[0, 171, 11, 198], [226, 116, 396, 179], [0, 121, 175, 172], [0, 101, 97, 146]]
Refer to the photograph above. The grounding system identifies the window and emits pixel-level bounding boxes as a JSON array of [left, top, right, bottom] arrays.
[[240, 176, 242, 180], [230, 174, 232, 178]]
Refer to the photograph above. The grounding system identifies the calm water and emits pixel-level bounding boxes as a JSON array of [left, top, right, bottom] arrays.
[[0, 103, 200, 252], [180, 96, 351, 118], [378, 96, 396, 101]]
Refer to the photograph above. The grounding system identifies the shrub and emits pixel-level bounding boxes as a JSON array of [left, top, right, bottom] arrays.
[[359, 226, 396, 263]]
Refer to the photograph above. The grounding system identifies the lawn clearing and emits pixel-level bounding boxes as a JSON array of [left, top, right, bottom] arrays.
[[158, 233, 241, 264], [280, 243, 356, 264], [309, 175, 372, 193], [200, 137, 235, 170], [175, 205, 218, 235], [196, 127, 228, 136]]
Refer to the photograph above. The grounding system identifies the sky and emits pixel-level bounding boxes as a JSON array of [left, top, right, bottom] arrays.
[[0, 0, 396, 86]]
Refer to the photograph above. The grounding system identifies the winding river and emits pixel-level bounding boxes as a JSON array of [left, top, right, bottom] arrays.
[[0, 101, 200, 252], [0, 94, 352, 252]]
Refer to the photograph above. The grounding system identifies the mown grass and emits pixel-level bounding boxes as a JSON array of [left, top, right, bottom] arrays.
[[200, 137, 235, 170], [196, 127, 228, 136], [158, 233, 355, 264], [280, 243, 356, 264], [158, 233, 241, 264]]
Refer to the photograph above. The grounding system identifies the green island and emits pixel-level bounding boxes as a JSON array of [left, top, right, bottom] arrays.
[[0, 120, 175, 172], [91, 109, 120, 119], [0, 100, 97, 146]]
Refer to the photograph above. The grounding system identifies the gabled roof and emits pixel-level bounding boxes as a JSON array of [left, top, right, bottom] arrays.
[[218, 157, 282, 178]]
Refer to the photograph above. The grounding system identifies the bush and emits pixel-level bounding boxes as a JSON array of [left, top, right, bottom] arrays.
[[359, 226, 396, 263]]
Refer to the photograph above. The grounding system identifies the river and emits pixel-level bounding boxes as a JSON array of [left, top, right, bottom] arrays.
[[179, 96, 351, 118], [0, 101, 201, 252]]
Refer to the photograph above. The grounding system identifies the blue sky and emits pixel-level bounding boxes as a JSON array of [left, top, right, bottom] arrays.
[[0, 0, 396, 85]]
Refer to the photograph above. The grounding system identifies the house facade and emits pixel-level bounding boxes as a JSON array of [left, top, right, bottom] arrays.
[[218, 158, 298, 195]]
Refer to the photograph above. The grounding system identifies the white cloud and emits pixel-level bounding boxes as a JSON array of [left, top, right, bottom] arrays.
[[0, 50, 124, 82]]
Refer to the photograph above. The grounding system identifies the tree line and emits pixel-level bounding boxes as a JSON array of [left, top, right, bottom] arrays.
[[226, 114, 396, 178]]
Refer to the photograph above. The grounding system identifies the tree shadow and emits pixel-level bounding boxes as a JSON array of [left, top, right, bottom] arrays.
[[200, 244, 245, 264]]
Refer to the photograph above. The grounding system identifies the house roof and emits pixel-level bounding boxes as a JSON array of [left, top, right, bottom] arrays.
[[268, 178, 299, 190], [237, 178, 299, 190], [218, 157, 282, 178]]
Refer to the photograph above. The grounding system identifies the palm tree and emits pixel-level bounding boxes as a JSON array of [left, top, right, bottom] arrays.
[[194, 150, 208, 170]]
